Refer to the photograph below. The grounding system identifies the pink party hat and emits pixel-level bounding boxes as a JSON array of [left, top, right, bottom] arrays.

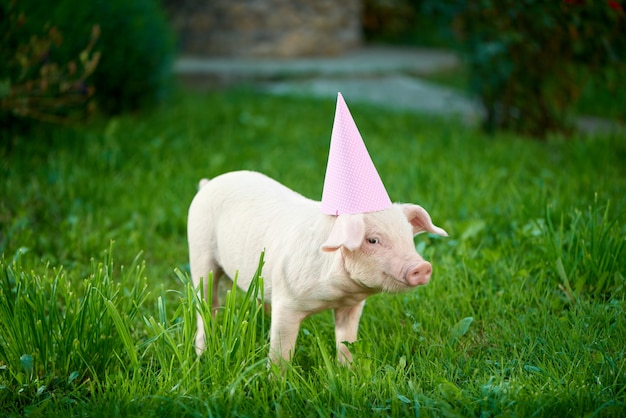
[[321, 93, 392, 216]]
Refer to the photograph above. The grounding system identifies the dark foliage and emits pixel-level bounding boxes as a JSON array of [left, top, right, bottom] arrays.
[[432, 0, 625, 137], [10, 0, 175, 115]]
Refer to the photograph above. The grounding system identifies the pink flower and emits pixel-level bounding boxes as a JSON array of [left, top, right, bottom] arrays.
[[608, 0, 622, 11]]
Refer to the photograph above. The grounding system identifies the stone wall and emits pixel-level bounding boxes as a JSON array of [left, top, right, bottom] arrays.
[[165, 0, 363, 58]]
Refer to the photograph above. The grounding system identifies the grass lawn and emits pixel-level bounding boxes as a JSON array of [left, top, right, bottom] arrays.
[[1, 89, 625, 417]]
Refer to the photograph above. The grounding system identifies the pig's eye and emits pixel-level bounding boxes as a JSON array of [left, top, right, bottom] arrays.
[[367, 238, 379, 245]]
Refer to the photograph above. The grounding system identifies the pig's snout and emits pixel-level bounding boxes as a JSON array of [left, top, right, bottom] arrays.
[[405, 261, 432, 286]]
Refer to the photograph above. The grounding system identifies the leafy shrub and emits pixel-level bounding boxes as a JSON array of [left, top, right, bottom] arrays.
[[362, 0, 458, 47], [362, 0, 417, 41], [14, 0, 175, 114], [0, 1, 100, 131], [430, 0, 625, 137]]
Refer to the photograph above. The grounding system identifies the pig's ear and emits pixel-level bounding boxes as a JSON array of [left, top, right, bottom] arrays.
[[401, 204, 448, 237], [321, 214, 365, 252]]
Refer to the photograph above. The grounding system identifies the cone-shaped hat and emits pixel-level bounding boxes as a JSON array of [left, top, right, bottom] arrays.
[[321, 93, 392, 216]]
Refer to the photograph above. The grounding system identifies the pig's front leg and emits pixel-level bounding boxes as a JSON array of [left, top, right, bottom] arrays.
[[334, 301, 365, 364], [268, 304, 306, 363]]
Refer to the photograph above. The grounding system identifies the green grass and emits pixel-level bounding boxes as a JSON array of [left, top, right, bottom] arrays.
[[1, 89, 625, 416]]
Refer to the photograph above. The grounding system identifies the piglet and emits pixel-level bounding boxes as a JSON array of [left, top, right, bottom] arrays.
[[188, 170, 447, 364]]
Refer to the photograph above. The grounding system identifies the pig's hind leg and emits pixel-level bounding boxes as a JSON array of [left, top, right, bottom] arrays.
[[190, 249, 223, 356]]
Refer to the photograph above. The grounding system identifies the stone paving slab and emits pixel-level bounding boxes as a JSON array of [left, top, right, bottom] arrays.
[[174, 46, 623, 135], [174, 46, 460, 78], [260, 75, 482, 122], [175, 46, 480, 121]]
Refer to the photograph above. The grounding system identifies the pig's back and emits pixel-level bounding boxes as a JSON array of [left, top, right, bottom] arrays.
[[197, 170, 318, 212], [188, 170, 326, 293]]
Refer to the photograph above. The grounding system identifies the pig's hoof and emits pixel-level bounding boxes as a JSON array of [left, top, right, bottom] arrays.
[[337, 344, 354, 365]]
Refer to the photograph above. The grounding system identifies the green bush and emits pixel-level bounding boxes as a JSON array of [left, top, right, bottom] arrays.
[[0, 1, 100, 133], [430, 0, 625, 138], [15, 0, 175, 114], [362, 0, 458, 48]]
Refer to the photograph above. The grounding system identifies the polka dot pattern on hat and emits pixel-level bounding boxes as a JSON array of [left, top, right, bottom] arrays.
[[321, 93, 392, 215]]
